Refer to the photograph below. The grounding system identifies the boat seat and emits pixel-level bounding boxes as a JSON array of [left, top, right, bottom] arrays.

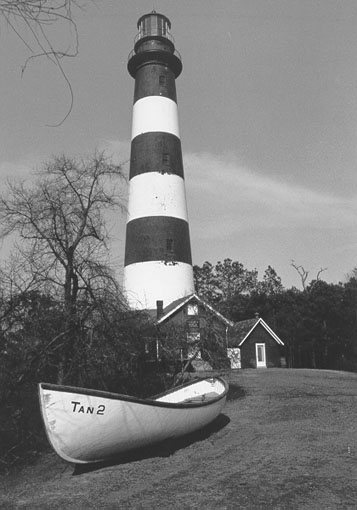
[[183, 391, 219, 403]]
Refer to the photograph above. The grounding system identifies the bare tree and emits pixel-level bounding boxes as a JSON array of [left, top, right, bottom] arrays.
[[0, 151, 126, 311], [0, 152, 127, 381], [345, 267, 357, 282], [1, 0, 85, 125], [291, 260, 327, 290]]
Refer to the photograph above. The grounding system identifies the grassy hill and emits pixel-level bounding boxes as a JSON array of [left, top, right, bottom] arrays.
[[1, 369, 356, 509]]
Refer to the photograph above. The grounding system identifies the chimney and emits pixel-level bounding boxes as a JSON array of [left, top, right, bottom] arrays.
[[156, 300, 164, 320]]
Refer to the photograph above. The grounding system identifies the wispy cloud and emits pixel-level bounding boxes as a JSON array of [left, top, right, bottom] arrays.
[[2, 146, 355, 237], [184, 151, 357, 239], [98, 140, 131, 171], [1, 144, 355, 286], [0, 161, 34, 182], [0, 142, 132, 186]]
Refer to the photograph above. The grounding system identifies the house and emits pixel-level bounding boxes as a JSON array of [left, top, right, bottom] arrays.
[[228, 315, 285, 369], [145, 296, 285, 371], [154, 293, 233, 371]]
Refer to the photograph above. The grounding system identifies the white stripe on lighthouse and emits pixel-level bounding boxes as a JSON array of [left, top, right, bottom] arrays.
[[127, 173, 189, 221], [131, 96, 180, 140], [124, 261, 195, 310]]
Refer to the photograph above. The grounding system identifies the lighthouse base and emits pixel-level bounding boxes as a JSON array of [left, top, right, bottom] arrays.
[[123, 261, 194, 310]]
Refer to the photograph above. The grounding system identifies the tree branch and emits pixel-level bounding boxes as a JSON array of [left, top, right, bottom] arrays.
[[1, 0, 83, 126]]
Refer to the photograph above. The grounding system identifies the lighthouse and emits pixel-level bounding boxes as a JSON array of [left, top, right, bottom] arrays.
[[123, 12, 195, 309]]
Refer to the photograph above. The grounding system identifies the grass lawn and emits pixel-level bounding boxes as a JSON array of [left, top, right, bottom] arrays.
[[1, 369, 356, 509]]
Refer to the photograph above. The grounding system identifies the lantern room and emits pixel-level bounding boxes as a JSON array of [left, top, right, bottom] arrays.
[[136, 11, 173, 43], [128, 11, 182, 78]]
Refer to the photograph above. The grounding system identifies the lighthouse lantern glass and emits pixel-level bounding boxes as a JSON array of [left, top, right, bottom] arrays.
[[138, 14, 171, 40]]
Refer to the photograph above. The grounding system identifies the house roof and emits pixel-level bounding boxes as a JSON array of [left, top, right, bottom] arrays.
[[150, 295, 284, 347], [230, 317, 284, 346], [156, 293, 234, 327]]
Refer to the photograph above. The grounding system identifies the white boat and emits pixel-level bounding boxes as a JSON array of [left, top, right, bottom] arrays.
[[38, 377, 228, 464]]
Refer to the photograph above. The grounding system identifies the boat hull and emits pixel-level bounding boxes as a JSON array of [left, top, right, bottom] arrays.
[[39, 377, 228, 464]]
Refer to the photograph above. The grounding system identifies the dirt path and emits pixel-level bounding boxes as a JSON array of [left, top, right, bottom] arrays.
[[1, 369, 357, 509]]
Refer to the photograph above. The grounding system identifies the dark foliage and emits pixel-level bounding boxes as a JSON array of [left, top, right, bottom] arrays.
[[0, 153, 166, 472], [0, 290, 156, 473], [194, 261, 357, 372]]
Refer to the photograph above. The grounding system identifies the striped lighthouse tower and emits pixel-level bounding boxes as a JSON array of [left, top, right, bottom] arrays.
[[123, 11, 195, 309]]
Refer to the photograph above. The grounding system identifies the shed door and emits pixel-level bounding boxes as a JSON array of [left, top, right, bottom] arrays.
[[255, 343, 266, 368]]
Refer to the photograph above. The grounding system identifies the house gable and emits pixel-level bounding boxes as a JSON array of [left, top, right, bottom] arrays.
[[227, 317, 285, 369], [156, 293, 233, 327], [240, 323, 283, 368], [229, 318, 284, 348], [253, 319, 284, 346], [153, 293, 233, 371]]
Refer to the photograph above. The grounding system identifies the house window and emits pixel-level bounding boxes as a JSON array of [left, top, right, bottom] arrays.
[[187, 303, 198, 316], [187, 343, 201, 359]]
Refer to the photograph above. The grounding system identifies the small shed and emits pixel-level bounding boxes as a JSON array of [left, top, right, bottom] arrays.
[[228, 316, 284, 369]]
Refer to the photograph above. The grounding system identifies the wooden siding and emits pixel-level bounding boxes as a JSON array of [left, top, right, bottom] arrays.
[[157, 299, 229, 368], [240, 324, 283, 369], [158, 301, 227, 338]]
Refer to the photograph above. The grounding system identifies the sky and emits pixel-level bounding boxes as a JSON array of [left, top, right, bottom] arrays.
[[1, 0, 357, 289]]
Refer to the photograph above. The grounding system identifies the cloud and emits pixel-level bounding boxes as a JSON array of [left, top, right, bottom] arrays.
[[3, 145, 355, 238], [0, 141, 132, 187], [0, 143, 355, 286], [0, 161, 34, 182], [98, 139, 131, 172], [184, 151, 357, 239]]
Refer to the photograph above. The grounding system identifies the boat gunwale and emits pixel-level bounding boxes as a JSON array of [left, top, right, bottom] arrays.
[[39, 377, 229, 409]]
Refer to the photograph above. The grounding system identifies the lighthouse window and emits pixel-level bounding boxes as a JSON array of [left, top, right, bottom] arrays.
[[159, 75, 166, 86], [150, 15, 158, 35], [166, 238, 174, 252], [162, 153, 170, 165]]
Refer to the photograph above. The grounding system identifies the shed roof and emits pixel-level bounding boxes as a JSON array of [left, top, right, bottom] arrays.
[[230, 317, 284, 347]]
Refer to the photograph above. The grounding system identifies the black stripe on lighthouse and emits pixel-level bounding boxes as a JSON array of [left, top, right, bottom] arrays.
[[130, 132, 184, 179], [134, 64, 177, 102], [125, 216, 192, 266]]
